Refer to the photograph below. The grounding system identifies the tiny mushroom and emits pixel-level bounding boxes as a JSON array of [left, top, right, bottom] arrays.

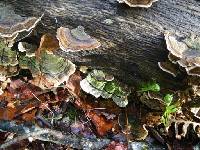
[[117, 0, 159, 8], [0, 3, 43, 46], [56, 26, 101, 52]]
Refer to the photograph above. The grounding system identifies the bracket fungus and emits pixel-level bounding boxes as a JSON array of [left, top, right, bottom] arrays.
[[18, 35, 76, 89], [0, 41, 19, 80], [159, 32, 200, 77], [0, 3, 42, 46], [80, 70, 129, 107], [18, 42, 37, 57], [19, 50, 76, 89], [57, 26, 101, 52], [117, 0, 159, 8], [139, 91, 166, 110]]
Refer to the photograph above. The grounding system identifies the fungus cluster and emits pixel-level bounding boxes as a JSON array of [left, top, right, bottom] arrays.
[[0, 3, 101, 90], [0, 3, 42, 47], [159, 32, 200, 78], [117, 0, 159, 8], [80, 70, 129, 107]]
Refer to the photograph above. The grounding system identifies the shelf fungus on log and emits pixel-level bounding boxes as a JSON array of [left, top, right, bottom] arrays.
[[148, 119, 200, 146], [18, 42, 37, 57], [139, 91, 166, 111], [56, 26, 101, 52], [0, 2, 42, 47], [0, 41, 19, 80], [117, 0, 159, 8], [17, 34, 76, 89], [159, 32, 200, 77], [80, 70, 129, 107], [19, 50, 76, 89]]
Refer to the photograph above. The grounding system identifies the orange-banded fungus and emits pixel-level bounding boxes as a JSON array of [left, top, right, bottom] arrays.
[[117, 0, 159, 8], [56, 26, 101, 52]]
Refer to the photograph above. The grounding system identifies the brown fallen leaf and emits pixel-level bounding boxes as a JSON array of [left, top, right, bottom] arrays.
[[7, 79, 43, 100], [66, 71, 82, 97], [0, 107, 16, 120], [37, 33, 60, 55], [86, 111, 114, 136], [74, 98, 119, 136]]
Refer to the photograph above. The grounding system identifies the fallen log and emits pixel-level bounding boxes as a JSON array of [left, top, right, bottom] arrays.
[[3, 0, 200, 89]]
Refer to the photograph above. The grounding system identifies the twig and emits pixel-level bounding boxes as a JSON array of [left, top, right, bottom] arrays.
[[0, 120, 110, 149]]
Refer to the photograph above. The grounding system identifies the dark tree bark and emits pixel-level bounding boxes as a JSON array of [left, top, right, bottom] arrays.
[[3, 0, 200, 88]]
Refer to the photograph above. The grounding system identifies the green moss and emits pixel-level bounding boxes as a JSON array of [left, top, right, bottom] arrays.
[[139, 81, 160, 92]]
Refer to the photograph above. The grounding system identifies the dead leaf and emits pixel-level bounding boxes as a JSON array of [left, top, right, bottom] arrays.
[[37, 33, 60, 54], [86, 111, 113, 136], [66, 71, 82, 97]]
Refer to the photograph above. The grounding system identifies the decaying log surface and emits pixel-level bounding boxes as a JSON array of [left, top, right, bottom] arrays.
[[3, 0, 200, 88]]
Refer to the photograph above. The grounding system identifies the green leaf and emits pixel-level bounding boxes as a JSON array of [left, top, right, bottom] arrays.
[[163, 94, 173, 106], [161, 104, 179, 126], [140, 81, 160, 92]]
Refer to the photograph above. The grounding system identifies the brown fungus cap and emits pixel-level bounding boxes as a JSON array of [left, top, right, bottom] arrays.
[[56, 26, 101, 52], [117, 0, 159, 8]]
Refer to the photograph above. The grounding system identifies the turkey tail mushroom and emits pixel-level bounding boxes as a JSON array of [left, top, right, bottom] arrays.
[[117, 0, 159, 8], [56, 26, 101, 52]]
